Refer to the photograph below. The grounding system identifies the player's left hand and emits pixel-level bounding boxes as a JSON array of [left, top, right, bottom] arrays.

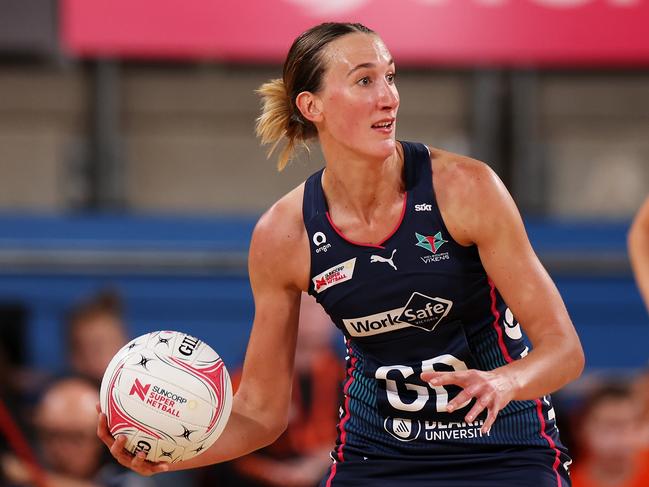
[[95, 403, 169, 477], [420, 369, 517, 435]]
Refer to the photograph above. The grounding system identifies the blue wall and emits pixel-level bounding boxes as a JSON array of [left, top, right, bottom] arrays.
[[0, 214, 645, 373]]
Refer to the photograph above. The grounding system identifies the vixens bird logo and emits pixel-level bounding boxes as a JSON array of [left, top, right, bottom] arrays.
[[415, 232, 447, 254]]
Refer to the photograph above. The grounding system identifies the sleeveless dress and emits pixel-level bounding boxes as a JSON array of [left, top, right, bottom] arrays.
[[302, 141, 572, 487]]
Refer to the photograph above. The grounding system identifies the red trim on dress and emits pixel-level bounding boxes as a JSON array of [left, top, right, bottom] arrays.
[[325, 191, 408, 249], [337, 351, 358, 462], [325, 342, 357, 486], [488, 278, 562, 486], [488, 279, 514, 363], [325, 462, 338, 487], [536, 399, 563, 487]]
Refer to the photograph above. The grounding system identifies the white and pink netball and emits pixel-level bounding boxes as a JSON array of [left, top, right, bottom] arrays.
[[99, 331, 232, 463]]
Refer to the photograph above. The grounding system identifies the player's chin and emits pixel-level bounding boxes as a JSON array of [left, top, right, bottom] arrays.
[[372, 137, 398, 159]]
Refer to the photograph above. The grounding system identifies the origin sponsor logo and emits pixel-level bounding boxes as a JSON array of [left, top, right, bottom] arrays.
[[414, 203, 432, 212], [312, 258, 356, 293], [312, 232, 332, 253], [316, 243, 332, 253], [342, 292, 453, 337]]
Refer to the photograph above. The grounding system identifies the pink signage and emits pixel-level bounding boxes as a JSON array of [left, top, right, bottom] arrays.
[[61, 0, 649, 66]]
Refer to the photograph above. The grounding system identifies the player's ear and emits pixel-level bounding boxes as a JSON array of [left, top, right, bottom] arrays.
[[295, 91, 323, 124]]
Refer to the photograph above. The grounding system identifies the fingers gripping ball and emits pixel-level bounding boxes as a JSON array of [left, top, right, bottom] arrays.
[[99, 331, 232, 463]]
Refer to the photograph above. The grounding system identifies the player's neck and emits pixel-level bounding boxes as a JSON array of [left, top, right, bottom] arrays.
[[321, 145, 404, 223]]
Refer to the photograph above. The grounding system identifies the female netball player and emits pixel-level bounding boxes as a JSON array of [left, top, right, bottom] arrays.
[[98, 22, 584, 486]]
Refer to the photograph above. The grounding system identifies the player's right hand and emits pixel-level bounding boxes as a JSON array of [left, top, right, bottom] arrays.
[[96, 403, 170, 477]]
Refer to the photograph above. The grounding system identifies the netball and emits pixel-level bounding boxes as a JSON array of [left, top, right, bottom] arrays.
[[99, 331, 232, 463]]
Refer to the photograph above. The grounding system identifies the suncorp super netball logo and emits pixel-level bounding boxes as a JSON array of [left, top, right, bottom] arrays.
[[129, 378, 151, 401], [129, 378, 188, 417], [312, 258, 356, 294]]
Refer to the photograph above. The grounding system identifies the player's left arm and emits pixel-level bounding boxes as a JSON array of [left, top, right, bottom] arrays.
[[629, 195, 649, 315], [421, 155, 584, 433]]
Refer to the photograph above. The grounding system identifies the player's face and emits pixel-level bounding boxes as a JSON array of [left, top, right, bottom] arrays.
[[318, 33, 399, 160]]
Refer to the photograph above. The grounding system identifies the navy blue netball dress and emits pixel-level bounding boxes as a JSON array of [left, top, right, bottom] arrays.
[[303, 141, 572, 487]]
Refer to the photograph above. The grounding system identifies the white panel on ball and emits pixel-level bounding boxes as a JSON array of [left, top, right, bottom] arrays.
[[100, 331, 233, 463]]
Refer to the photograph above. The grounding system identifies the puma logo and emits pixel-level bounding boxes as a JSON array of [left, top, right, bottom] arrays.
[[370, 249, 398, 271]]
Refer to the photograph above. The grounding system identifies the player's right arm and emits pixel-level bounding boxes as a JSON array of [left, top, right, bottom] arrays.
[[629, 195, 649, 314], [97, 188, 310, 476]]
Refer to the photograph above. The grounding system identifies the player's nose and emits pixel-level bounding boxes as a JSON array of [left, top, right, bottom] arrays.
[[378, 82, 399, 110]]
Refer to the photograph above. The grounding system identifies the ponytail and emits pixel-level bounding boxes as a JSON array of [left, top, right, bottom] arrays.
[[256, 23, 375, 171], [255, 79, 311, 171]]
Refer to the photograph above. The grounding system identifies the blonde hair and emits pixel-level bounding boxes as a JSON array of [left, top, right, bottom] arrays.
[[255, 78, 312, 171], [255, 22, 375, 171]]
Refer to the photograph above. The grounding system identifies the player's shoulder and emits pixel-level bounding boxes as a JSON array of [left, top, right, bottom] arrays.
[[427, 146, 500, 198], [426, 146, 512, 245], [253, 183, 306, 246], [249, 182, 309, 289], [630, 195, 649, 232]]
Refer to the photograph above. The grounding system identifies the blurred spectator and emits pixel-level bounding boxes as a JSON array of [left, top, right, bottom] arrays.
[[629, 195, 649, 315], [632, 368, 649, 457], [0, 313, 49, 485], [0, 344, 24, 441], [0, 345, 34, 487], [64, 289, 198, 487], [1, 377, 155, 487], [205, 293, 343, 487], [67, 290, 128, 386], [570, 382, 649, 487]]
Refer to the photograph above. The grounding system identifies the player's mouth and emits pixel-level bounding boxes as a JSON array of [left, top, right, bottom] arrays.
[[371, 118, 395, 133]]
